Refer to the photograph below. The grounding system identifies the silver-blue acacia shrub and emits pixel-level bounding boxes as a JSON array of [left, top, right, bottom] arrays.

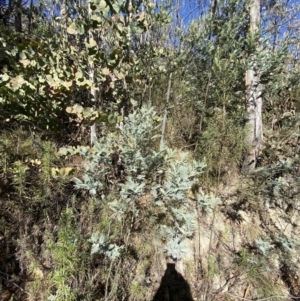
[[72, 106, 217, 260]]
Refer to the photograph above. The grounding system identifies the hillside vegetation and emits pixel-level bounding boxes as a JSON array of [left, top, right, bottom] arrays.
[[1, 0, 300, 300]]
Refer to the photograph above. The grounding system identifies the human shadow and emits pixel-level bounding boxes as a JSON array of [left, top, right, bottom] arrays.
[[152, 263, 194, 301]]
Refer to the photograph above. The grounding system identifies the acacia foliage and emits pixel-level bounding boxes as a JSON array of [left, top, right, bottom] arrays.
[[65, 105, 216, 261]]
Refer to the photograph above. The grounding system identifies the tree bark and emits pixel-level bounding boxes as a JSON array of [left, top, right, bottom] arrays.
[[242, 0, 262, 174], [14, 0, 22, 32], [160, 72, 172, 151]]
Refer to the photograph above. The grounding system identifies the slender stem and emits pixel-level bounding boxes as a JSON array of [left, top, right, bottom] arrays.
[[88, 2, 97, 146], [160, 72, 173, 151]]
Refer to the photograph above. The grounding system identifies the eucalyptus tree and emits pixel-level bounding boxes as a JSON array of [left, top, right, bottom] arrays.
[[242, 0, 262, 174], [240, 0, 300, 173], [0, 0, 160, 139], [166, 0, 300, 176]]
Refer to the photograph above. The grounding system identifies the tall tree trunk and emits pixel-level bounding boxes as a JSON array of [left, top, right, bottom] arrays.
[[28, 0, 33, 34], [242, 0, 262, 174], [15, 0, 22, 32]]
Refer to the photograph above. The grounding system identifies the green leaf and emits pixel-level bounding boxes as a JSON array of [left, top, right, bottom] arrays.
[[0, 73, 10, 82], [88, 37, 97, 48], [99, 0, 106, 9], [73, 104, 84, 113], [102, 67, 110, 75], [19, 59, 30, 67], [20, 51, 27, 59], [9, 75, 26, 90], [116, 23, 124, 33], [67, 23, 77, 35], [77, 24, 85, 35], [112, 3, 121, 13]]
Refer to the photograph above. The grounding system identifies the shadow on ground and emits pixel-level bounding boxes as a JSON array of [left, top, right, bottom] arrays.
[[152, 263, 194, 301]]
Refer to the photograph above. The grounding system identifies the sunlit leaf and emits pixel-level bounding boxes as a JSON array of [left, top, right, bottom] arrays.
[[0, 73, 9, 82], [99, 0, 106, 9], [102, 67, 110, 75], [19, 59, 30, 67], [67, 23, 77, 35]]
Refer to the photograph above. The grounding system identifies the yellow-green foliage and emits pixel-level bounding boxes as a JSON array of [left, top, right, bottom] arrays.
[[207, 254, 219, 278], [130, 281, 145, 301], [47, 208, 79, 301], [236, 248, 282, 300], [198, 113, 246, 183]]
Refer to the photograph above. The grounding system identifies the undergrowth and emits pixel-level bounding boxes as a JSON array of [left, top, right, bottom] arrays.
[[1, 107, 300, 301]]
